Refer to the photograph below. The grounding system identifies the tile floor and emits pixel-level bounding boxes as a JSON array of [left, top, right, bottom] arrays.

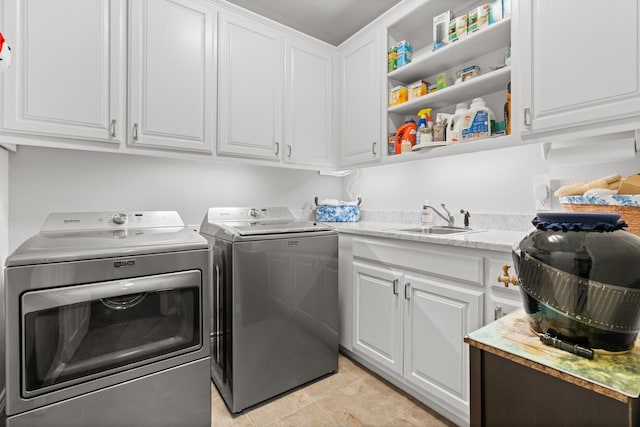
[[211, 354, 455, 427]]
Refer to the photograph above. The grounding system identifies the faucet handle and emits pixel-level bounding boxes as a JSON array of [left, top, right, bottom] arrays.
[[460, 209, 471, 227]]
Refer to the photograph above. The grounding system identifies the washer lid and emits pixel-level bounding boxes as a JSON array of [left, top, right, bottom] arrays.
[[6, 211, 208, 267], [200, 207, 333, 237], [223, 219, 334, 236]]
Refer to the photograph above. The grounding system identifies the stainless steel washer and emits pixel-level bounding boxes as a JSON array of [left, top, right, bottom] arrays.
[[4, 211, 211, 427], [200, 207, 338, 413]]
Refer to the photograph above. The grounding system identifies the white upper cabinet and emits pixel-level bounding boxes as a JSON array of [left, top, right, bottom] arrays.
[[339, 29, 384, 168], [128, 0, 216, 153], [283, 37, 333, 168], [520, 0, 640, 138], [217, 10, 284, 160], [2, 0, 126, 143]]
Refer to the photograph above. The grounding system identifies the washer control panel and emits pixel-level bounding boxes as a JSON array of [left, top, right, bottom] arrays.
[[40, 211, 185, 232]]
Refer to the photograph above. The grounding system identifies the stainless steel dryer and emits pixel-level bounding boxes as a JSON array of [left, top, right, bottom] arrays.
[[4, 211, 211, 427], [200, 207, 338, 413]]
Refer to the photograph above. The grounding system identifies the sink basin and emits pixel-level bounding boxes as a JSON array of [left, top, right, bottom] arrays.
[[397, 226, 478, 235]]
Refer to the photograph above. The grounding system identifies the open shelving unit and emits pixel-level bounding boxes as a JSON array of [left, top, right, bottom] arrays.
[[383, 0, 513, 165]]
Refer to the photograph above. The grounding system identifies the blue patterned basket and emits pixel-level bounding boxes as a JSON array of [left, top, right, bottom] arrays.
[[315, 205, 360, 222]]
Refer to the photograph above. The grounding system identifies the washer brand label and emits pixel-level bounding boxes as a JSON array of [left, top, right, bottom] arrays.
[[114, 259, 136, 268], [64, 219, 80, 223], [287, 241, 299, 246]]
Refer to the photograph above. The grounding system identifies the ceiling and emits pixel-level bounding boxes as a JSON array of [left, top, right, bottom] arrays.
[[224, 0, 402, 46]]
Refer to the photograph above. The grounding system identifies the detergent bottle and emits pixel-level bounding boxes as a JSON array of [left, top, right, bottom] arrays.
[[394, 117, 417, 154], [416, 108, 433, 145], [461, 97, 494, 141], [446, 103, 469, 143]]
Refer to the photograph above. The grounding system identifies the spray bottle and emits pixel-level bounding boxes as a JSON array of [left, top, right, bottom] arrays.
[[416, 108, 433, 145]]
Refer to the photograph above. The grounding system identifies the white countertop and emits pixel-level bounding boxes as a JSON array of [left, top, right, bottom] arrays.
[[329, 221, 529, 253]]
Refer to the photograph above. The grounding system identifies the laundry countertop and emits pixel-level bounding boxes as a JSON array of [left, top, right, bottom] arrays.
[[328, 221, 528, 253]]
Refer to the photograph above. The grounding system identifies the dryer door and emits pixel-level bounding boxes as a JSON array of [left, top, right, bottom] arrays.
[[21, 270, 202, 398]]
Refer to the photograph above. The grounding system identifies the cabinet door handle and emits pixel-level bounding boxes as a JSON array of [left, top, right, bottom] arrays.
[[371, 142, 377, 155], [524, 107, 531, 127], [495, 306, 504, 320], [110, 119, 117, 138], [287, 144, 292, 158], [392, 279, 399, 295], [132, 123, 139, 140], [404, 282, 411, 299], [274, 142, 280, 156]]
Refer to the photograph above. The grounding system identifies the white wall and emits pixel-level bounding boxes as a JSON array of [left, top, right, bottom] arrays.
[[8, 146, 342, 250], [344, 141, 640, 215]]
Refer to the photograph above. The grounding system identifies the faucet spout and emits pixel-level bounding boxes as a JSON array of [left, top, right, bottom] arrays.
[[424, 203, 455, 227]]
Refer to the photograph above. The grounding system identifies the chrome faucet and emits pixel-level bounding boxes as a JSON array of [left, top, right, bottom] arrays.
[[425, 203, 455, 227]]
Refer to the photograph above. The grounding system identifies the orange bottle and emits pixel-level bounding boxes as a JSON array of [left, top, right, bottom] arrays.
[[394, 119, 417, 154]]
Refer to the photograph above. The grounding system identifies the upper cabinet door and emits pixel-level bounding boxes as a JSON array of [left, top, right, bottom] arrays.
[[520, 0, 640, 137], [283, 38, 333, 168], [2, 0, 126, 143], [339, 29, 383, 168], [129, 0, 216, 153], [218, 11, 284, 160]]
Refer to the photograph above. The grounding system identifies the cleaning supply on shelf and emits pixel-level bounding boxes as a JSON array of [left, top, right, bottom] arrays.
[[462, 97, 494, 141], [387, 46, 397, 72], [455, 65, 480, 84], [394, 117, 417, 154], [416, 108, 434, 145], [505, 81, 511, 135], [433, 11, 454, 51], [389, 85, 408, 106], [401, 139, 413, 153], [468, 4, 490, 33], [396, 40, 413, 68], [433, 113, 450, 142], [436, 72, 450, 90], [408, 80, 429, 100], [446, 103, 469, 143], [421, 201, 434, 229]]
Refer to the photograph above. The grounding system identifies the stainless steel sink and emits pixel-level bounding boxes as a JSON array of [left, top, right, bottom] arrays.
[[397, 226, 479, 235]]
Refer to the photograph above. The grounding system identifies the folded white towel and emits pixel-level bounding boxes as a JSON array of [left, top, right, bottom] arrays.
[[318, 199, 359, 206]]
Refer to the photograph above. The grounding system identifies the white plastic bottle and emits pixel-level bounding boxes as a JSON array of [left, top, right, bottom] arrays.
[[461, 97, 494, 140], [446, 102, 469, 143], [421, 201, 433, 229]]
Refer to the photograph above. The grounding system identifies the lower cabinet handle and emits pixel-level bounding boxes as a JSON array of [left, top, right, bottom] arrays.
[[392, 279, 399, 295], [404, 282, 411, 299], [372, 142, 377, 155], [524, 107, 531, 127], [110, 119, 117, 138], [495, 306, 503, 320], [287, 144, 292, 158], [132, 123, 139, 140], [275, 142, 280, 156]]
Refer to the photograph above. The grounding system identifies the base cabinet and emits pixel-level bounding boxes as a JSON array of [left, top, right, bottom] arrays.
[[404, 274, 482, 414], [351, 237, 484, 425]]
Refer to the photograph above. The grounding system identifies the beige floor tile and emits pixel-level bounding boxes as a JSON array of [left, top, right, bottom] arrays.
[[210, 355, 455, 427], [388, 405, 454, 427], [302, 369, 359, 402], [265, 403, 338, 427], [245, 388, 315, 426], [316, 375, 416, 426], [211, 396, 253, 427]]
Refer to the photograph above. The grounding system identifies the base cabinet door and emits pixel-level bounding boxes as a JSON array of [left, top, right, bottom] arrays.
[[128, 0, 216, 153], [352, 261, 403, 375], [2, 0, 125, 143], [403, 274, 483, 417]]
